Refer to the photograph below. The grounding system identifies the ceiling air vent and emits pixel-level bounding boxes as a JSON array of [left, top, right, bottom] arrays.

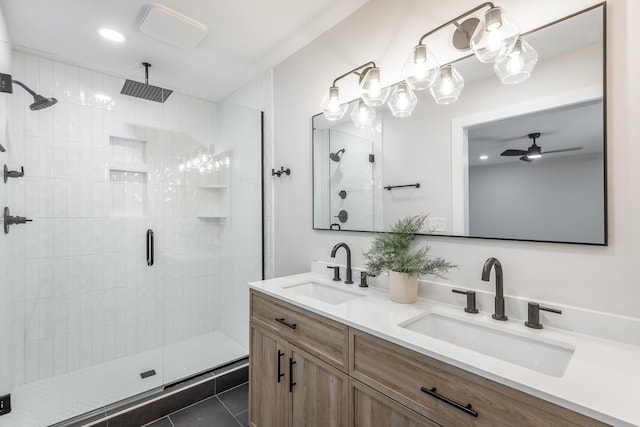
[[139, 4, 208, 49]]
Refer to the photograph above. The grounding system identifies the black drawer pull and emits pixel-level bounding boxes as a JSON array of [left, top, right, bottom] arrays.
[[277, 350, 284, 383], [275, 317, 297, 329], [420, 386, 478, 417], [289, 358, 297, 392]]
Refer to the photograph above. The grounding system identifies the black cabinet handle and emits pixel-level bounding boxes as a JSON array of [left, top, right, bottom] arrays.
[[289, 358, 297, 392], [277, 350, 284, 383], [275, 317, 297, 330], [420, 386, 478, 417], [146, 229, 154, 266]]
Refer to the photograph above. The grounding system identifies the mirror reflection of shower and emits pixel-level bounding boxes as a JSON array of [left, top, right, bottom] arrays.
[[330, 148, 345, 162]]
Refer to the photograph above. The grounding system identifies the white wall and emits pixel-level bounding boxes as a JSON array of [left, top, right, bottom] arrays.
[[469, 153, 605, 242], [273, 0, 640, 317]]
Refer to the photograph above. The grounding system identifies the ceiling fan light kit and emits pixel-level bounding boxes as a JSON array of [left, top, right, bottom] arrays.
[[320, 2, 538, 127], [500, 132, 584, 162]]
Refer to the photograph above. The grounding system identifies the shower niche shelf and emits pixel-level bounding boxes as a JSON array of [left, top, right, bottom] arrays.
[[108, 136, 148, 217], [193, 150, 230, 219]]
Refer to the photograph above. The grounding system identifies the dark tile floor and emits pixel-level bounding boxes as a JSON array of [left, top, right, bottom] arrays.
[[144, 383, 249, 427]]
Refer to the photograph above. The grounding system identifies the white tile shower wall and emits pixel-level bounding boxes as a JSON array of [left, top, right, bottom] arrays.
[[6, 50, 226, 386]]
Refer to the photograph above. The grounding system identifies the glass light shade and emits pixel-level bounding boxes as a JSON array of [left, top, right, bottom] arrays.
[[470, 7, 520, 63], [350, 100, 376, 128], [493, 38, 538, 85], [359, 67, 390, 106], [429, 65, 464, 105], [402, 44, 440, 90], [387, 82, 417, 117], [321, 86, 348, 120]]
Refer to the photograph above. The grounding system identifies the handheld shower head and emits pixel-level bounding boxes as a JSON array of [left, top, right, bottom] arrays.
[[330, 148, 345, 162], [12, 80, 58, 111]]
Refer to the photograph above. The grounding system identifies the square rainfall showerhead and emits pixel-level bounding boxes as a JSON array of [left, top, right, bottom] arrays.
[[120, 62, 173, 103]]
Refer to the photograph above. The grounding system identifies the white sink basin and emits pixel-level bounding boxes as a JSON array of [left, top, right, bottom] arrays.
[[284, 281, 365, 305], [400, 312, 575, 377]]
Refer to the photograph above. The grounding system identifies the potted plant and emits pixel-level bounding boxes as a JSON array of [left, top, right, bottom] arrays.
[[363, 214, 455, 303]]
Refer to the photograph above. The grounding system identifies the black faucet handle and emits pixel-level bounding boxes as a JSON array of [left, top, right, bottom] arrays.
[[359, 271, 374, 288], [525, 302, 562, 329], [452, 289, 479, 314], [326, 265, 341, 281]]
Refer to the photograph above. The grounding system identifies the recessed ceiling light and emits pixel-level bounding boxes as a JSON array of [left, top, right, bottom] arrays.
[[98, 28, 126, 43], [479, 155, 489, 160]]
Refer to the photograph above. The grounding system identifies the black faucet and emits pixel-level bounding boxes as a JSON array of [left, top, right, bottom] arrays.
[[481, 257, 507, 321], [331, 242, 353, 284]]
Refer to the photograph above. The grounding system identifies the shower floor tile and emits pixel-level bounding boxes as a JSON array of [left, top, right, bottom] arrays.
[[1, 331, 247, 427]]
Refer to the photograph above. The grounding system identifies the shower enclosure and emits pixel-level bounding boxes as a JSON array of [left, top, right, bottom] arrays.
[[0, 50, 263, 426]]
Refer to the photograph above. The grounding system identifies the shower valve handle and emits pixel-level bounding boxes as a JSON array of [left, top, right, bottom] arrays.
[[3, 207, 32, 234], [3, 165, 25, 183]]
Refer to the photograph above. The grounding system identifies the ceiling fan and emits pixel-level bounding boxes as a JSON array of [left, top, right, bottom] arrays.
[[500, 132, 583, 162]]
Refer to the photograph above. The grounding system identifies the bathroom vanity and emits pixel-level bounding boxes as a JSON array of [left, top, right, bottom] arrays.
[[248, 272, 640, 427]]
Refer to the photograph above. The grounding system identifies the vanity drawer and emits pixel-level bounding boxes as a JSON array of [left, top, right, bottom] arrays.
[[349, 328, 606, 427], [250, 290, 349, 371]]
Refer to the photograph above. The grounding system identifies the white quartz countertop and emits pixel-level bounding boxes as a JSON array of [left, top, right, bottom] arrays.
[[249, 272, 640, 426]]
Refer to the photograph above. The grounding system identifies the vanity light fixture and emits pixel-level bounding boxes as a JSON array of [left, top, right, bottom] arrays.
[[321, 2, 535, 121], [401, 2, 533, 105], [321, 61, 389, 122]]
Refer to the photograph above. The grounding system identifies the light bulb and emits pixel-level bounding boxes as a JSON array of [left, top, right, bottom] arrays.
[[429, 65, 464, 105], [368, 80, 381, 98], [387, 82, 417, 118], [360, 67, 390, 106], [494, 38, 538, 85], [320, 86, 348, 120], [179, 164, 185, 171], [186, 160, 192, 168], [486, 29, 504, 52], [350, 100, 376, 128], [402, 44, 440, 91], [470, 7, 520, 63], [439, 78, 454, 96]]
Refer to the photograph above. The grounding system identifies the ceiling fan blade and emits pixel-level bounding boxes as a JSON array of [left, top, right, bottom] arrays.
[[542, 147, 583, 154], [519, 155, 533, 162], [501, 149, 527, 156]]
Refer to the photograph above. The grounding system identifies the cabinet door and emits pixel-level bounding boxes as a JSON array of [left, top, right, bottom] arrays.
[[290, 347, 349, 427], [351, 378, 438, 427], [249, 324, 289, 427]]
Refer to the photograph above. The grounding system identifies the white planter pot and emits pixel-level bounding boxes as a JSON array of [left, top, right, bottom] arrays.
[[389, 270, 418, 304]]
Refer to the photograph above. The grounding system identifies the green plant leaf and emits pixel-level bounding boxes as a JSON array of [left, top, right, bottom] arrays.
[[363, 214, 456, 278]]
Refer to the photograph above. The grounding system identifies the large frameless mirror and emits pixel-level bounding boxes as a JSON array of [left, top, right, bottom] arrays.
[[312, 4, 606, 245]]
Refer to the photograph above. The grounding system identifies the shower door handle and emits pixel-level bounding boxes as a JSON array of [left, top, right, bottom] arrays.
[[146, 229, 154, 266]]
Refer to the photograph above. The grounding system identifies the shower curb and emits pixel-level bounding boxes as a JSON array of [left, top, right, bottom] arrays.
[[53, 357, 248, 427]]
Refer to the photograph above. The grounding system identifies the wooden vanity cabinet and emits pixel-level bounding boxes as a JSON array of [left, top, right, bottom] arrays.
[[249, 289, 608, 427], [249, 291, 349, 427], [349, 328, 607, 427]]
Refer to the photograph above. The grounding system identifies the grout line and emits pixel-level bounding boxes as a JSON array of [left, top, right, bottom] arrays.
[[168, 415, 176, 427]]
